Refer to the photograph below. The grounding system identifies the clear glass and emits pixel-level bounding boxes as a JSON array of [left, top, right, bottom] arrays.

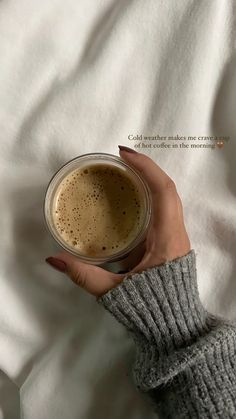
[[44, 153, 152, 267]]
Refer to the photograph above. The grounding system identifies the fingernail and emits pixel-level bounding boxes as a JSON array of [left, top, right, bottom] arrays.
[[45, 257, 67, 273], [118, 145, 137, 153]]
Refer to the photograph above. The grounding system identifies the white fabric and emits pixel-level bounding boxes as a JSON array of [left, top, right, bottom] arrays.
[[0, 0, 235, 418]]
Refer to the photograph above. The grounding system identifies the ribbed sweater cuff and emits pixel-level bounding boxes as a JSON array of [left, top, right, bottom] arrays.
[[99, 250, 209, 347], [98, 250, 219, 390]]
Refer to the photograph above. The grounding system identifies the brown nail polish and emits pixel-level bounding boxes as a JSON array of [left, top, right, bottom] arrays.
[[45, 257, 67, 273], [118, 145, 137, 153]]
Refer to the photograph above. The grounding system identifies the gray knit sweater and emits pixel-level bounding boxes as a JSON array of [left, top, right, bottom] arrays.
[[98, 250, 236, 418]]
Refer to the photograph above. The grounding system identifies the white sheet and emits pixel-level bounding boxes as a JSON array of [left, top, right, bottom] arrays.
[[0, 0, 236, 418]]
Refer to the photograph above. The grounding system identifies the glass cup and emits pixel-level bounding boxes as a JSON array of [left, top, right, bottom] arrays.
[[44, 153, 152, 273]]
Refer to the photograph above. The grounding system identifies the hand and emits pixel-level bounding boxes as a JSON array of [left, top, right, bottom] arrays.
[[46, 146, 191, 297]]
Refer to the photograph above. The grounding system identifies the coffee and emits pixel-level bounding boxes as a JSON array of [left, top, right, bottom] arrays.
[[52, 164, 145, 257]]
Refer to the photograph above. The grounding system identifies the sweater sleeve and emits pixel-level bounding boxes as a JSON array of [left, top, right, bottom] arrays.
[[97, 249, 236, 418]]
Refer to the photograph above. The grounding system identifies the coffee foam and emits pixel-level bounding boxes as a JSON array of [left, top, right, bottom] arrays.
[[52, 164, 144, 257]]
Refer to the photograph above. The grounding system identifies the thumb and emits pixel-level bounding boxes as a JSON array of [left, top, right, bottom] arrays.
[[46, 251, 125, 297]]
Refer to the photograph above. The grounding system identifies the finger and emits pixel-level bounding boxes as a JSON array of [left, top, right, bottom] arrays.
[[48, 251, 125, 297], [118, 146, 176, 195]]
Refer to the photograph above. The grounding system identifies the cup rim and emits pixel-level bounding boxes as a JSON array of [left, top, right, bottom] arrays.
[[44, 152, 152, 264]]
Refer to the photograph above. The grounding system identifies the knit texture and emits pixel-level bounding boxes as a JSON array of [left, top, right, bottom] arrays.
[[98, 250, 236, 418]]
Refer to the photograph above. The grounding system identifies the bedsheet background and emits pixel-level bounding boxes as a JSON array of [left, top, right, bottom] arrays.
[[0, 0, 236, 418]]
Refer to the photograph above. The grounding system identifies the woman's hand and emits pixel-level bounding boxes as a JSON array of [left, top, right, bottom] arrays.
[[46, 146, 191, 297]]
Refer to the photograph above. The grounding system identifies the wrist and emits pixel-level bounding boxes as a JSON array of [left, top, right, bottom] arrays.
[[98, 250, 210, 345]]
